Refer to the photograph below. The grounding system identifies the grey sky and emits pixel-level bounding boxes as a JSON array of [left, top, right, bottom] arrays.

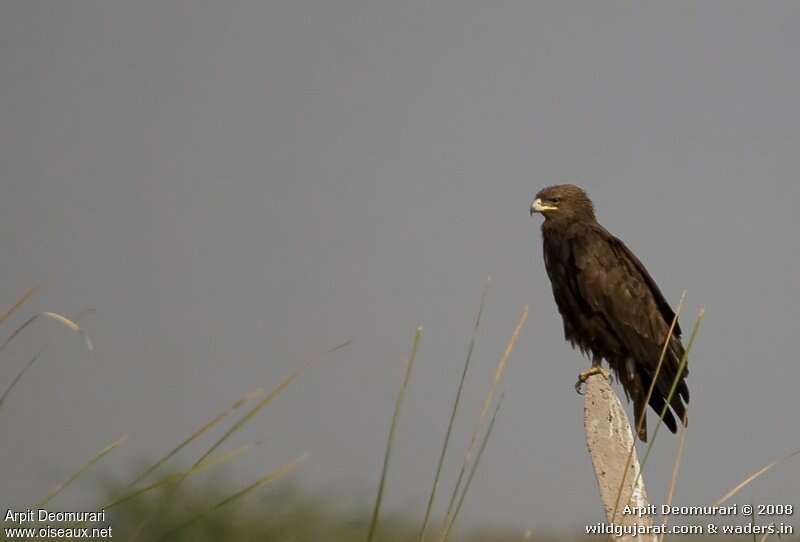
[[1, 0, 799, 533]]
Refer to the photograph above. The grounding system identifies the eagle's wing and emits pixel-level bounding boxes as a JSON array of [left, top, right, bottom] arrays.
[[605, 228, 682, 336], [569, 223, 688, 430]]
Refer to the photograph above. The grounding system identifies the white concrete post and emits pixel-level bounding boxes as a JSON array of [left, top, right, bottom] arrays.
[[584, 373, 657, 542]]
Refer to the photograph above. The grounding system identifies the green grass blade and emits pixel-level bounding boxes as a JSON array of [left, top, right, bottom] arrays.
[[155, 453, 308, 542], [0, 348, 45, 410], [609, 291, 686, 523], [37, 434, 128, 507], [441, 394, 504, 542], [0, 310, 94, 359], [612, 307, 704, 530], [609, 295, 693, 524], [103, 444, 255, 512], [634, 308, 704, 479], [443, 305, 528, 523], [635, 290, 687, 439], [191, 339, 351, 472], [659, 410, 689, 542], [126, 389, 264, 488], [0, 309, 95, 411], [0, 314, 40, 357], [366, 326, 423, 542], [0, 285, 40, 327], [127, 339, 351, 541], [418, 278, 490, 542]]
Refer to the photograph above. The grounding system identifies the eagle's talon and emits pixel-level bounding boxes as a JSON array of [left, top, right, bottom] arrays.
[[574, 366, 610, 394]]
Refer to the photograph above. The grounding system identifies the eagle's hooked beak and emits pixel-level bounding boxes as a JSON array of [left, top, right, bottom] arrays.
[[530, 198, 557, 215]]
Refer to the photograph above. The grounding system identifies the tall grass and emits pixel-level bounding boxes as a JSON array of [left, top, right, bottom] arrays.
[[154, 453, 309, 541], [125, 388, 265, 489], [440, 394, 504, 542], [126, 339, 351, 540], [0, 288, 352, 539], [660, 410, 689, 542], [367, 326, 424, 542], [418, 279, 490, 542], [1, 285, 797, 542], [38, 434, 128, 507], [439, 305, 528, 540]]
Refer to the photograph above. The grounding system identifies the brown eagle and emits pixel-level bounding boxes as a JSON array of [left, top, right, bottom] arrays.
[[530, 184, 688, 441]]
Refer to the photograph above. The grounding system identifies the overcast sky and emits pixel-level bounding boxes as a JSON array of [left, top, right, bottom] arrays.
[[1, 0, 799, 534]]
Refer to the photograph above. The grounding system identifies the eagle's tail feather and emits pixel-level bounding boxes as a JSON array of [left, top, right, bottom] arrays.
[[669, 339, 690, 402], [647, 391, 678, 434], [649, 348, 689, 432], [633, 368, 687, 441], [667, 389, 687, 426]]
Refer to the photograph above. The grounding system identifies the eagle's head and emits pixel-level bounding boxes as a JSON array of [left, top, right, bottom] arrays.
[[530, 184, 596, 222]]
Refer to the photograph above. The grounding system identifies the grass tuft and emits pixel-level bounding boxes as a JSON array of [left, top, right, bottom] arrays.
[[128, 339, 351, 540], [419, 278, 490, 542], [443, 305, 528, 525], [102, 444, 256, 514], [126, 389, 264, 489], [440, 393, 504, 542], [367, 326, 423, 542], [38, 434, 128, 507], [191, 339, 351, 473], [155, 453, 309, 541]]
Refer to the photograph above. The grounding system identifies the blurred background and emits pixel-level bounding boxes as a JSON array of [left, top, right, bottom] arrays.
[[1, 1, 798, 538]]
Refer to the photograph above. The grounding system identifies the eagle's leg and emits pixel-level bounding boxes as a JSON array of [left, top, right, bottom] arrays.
[[574, 356, 610, 395]]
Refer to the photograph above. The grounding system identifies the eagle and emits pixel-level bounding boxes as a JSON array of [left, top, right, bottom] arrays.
[[530, 184, 688, 441]]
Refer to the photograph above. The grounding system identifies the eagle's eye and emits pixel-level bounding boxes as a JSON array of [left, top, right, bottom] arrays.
[[550, 197, 561, 204]]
